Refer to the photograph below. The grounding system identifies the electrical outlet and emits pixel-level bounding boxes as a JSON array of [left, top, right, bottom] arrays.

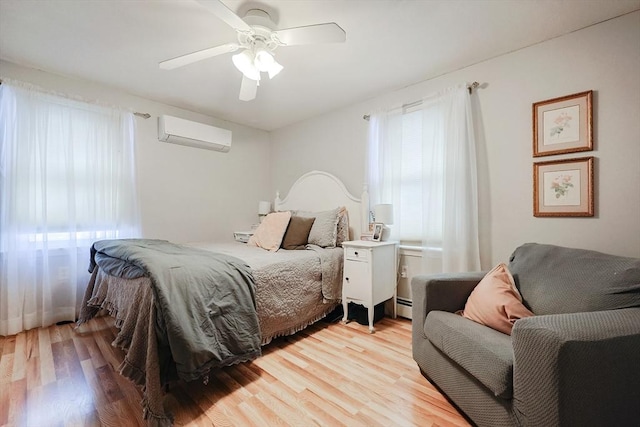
[[400, 265, 408, 278]]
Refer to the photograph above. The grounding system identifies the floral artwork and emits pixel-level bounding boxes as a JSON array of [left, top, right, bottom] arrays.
[[544, 170, 580, 206], [551, 174, 573, 198], [534, 157, 593, 217], [543, 105, 580, 145], [533, 91, 592, 156], [549, 112, 572, 138]]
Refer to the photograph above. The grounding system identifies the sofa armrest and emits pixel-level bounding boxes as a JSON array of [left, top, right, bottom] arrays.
[[411, 272, 485, 323], [511, 307, 640, 427]]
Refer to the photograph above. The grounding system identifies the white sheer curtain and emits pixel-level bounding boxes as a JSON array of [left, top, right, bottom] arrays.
[[0, 81, 140, 336], [367, 84, 480, 273]]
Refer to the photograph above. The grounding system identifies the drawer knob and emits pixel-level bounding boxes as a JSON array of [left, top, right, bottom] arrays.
[[345, 277, 349, 282], [354, 251, 358, 256]]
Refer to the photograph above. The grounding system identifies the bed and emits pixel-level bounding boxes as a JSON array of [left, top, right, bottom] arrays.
[[76, 170, 366, 426]]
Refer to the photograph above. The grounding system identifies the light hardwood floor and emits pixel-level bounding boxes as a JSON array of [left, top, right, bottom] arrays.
[[0, 316, 470, 427]]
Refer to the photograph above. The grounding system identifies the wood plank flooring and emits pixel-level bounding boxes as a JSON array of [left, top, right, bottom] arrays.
[[0, 316, 470, 427]]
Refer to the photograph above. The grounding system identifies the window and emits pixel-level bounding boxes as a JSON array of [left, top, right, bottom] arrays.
[[0, 82, 140, 335], [368, 84, 480, 273], [368, 106, 443, 245], [396, 108, 441, 243], [13, 108, 133, 246]]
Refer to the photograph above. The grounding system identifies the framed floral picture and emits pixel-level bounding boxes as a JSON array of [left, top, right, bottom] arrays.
[[533, 156, 594, 217], [533, 90, 593, 157]]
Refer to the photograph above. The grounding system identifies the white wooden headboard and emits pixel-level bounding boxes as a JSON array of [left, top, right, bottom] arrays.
[[274, 170, 368, 240]]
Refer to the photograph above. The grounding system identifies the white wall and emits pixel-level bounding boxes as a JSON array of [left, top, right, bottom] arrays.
[[271, 11, 640, 266], [2, 11, 638, 262], [0, 60, 272, 243]]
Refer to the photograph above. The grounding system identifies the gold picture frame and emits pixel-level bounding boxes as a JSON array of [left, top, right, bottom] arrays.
[[533, 90, 593, 157], [533, 156, 594, 217]]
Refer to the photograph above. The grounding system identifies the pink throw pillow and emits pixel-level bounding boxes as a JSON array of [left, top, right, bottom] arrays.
[[461, 263, 534, 335], [247, 211, 292, 252]]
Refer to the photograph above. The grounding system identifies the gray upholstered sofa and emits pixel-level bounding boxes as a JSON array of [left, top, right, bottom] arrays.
[[411, 243, 640, 427]]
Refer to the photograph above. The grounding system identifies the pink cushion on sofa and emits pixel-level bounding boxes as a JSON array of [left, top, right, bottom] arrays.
[[461, 263, 534, 335]]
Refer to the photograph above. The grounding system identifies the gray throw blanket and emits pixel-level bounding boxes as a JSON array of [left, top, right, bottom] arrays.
[[83, 239, 262, 424], [90, 238, 262, 379]]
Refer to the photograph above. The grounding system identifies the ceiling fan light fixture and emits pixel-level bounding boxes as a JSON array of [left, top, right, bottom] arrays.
[[254, 48, 274, 72], [232, 50, 261, 81], [161, 1, 347, 101], [267, 60, 284, 79]]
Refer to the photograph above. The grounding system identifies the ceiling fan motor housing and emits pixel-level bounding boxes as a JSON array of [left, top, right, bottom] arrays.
[[243, 9, 276, 29], [237, 9, 280, 52]]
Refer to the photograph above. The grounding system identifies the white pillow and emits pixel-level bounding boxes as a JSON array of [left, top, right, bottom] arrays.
[[335, 207, 349, 247], [247, 211, 292, 252], [298, 207, 340, 248]]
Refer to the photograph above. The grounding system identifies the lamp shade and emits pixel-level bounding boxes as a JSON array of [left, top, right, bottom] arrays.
[[254, 49, 274, 72], [232, 51, 261, 81], [258, 201, 271, 215], [374, 204, 394, 225], [267, 60, 283, 79]]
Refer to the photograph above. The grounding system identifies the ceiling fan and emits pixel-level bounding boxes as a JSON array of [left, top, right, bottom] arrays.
[[159, 0, 346, 101]]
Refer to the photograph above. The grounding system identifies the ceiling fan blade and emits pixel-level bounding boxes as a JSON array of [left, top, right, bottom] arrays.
[[274, 23, 346, 46], [239, 76, 258, 101], [196, 0, 252, 32], [159, 43, 239, 70]]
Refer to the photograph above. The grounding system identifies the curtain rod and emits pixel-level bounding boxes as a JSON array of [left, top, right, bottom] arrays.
[[0, 79, 151, 119], [362, 81, 481, 121]]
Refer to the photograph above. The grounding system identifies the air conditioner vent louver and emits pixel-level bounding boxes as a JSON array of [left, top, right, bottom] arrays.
[[158, 115, 232, 152]]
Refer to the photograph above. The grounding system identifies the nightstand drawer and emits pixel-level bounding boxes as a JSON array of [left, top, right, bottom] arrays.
[[345, 247, 369, 262]]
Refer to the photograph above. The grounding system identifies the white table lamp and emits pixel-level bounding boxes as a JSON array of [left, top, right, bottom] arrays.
[[258, 200, 271, 222], [374, 204, 393, 241]]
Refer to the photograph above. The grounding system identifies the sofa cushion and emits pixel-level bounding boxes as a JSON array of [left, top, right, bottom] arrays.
[[425, 310, 514, 398], [509, 243, 640, 315], [461, 263, 534, 335]]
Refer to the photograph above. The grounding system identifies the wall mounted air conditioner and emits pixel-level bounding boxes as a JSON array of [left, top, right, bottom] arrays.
[[158, 115, 232, 152]]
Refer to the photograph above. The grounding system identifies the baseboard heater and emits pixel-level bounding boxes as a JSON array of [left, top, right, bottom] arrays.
[[397, 297, 413, 319], [158, 115, 232, 152], [397, 297, 412, 308]]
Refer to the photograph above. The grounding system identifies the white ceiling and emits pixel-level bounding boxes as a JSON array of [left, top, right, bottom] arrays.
[[1, 0, 639, 131]]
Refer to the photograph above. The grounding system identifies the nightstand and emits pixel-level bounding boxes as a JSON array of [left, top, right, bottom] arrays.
[[233, 231, 254, 243], [341, 240, 397, 333]]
